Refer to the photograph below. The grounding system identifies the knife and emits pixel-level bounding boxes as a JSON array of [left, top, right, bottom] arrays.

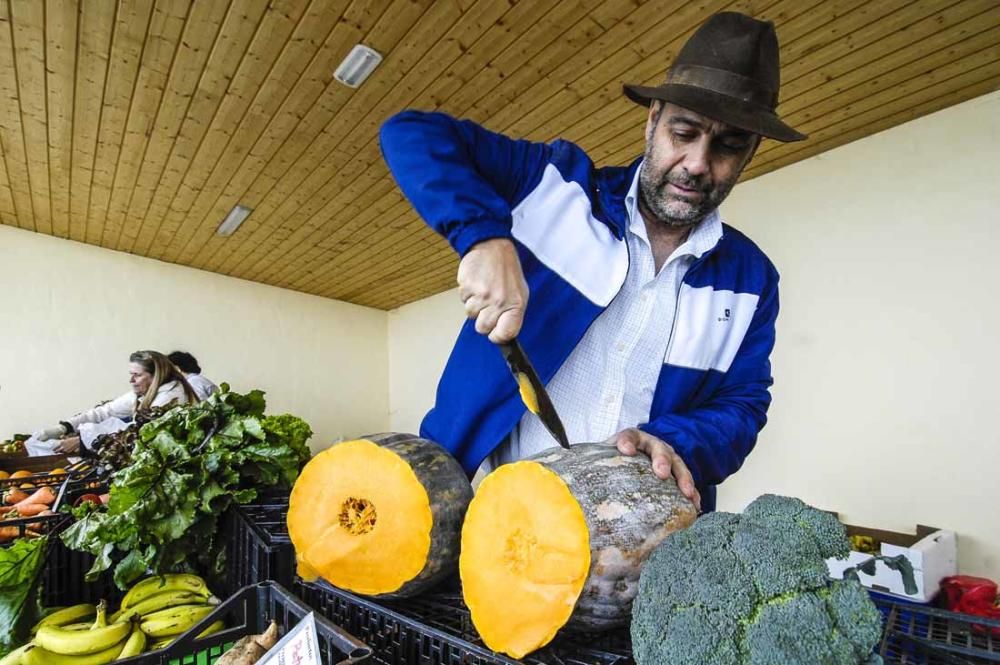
[[499, 338, 571, 450]]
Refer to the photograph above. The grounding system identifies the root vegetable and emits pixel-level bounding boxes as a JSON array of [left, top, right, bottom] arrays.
[[216, 621, 279, 665], [12, 486, 56, 511]]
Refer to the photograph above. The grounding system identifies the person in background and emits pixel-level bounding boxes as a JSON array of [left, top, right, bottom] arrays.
[[379, 12, 806, 512], [32, 350, 199, 454], [167, 351, 219, 400]]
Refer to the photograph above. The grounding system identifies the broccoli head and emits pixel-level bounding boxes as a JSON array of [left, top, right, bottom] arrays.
[[631, 494, 884, 665]]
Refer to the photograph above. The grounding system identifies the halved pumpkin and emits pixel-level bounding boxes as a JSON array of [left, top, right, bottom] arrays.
[[288, 433, 473, 598], [460, 443, 698, 658]]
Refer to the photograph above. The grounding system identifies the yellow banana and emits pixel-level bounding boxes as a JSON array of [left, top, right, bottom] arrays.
[[34, 619, 132, 656], [62, 622, 94, 631], [24, 639, 126, 665], [0, 644, 31, 665], [115, 625, 147, 660], [31, 603, 96, 634], [92, 600, 109, 629], [120, 574, 210, 610], [196, 619, 226, 639], [112, 590, 213, 623], [140, 604, 216, 638], [149, 636, 175, 651], [145, 620, 225, 653]]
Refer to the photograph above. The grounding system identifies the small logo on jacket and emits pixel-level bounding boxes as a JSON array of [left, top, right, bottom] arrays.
[[717, 308, 731, 322]]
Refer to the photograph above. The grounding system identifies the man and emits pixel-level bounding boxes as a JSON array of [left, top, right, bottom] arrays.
[[167, 351, 218, 400], [379, 12, 806, 512]]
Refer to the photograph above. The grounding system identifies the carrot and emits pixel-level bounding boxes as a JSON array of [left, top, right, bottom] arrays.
[[12, 486, 56, 511], [3, 488, 29, 505]]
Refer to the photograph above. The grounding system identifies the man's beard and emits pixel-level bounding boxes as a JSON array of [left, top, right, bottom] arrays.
[[638, 162, 737, 228]]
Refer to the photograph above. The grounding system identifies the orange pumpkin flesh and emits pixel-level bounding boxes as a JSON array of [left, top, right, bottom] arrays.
[[460, 461, 591, 659], [289, 439, 433, 596]]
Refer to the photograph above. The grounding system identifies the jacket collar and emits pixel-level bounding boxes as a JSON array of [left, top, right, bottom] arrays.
[[595, 157, 643, 240]]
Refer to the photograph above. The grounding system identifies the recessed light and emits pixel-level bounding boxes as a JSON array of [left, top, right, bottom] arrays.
[[334, 44, 383, 88], [216, 204, 252, 237]]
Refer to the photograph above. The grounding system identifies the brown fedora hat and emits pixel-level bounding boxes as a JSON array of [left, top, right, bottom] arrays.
[[623, 12, 806, 142]]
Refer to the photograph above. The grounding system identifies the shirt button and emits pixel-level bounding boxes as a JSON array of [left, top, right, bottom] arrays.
[[616, 343, 626, 353], [605, 394, 615, 405]]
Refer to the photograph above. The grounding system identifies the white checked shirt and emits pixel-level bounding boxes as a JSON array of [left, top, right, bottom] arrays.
[[481, 165, 723, 472]]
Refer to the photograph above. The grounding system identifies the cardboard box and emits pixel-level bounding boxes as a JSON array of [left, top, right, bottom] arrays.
[[826, 523, 957, 603]]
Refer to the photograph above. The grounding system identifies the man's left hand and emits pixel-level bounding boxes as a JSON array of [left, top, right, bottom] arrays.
[[608, 428, 701, 511]]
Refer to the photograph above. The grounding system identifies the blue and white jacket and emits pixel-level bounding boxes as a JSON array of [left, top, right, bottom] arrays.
[[379, 110, 779, 511]]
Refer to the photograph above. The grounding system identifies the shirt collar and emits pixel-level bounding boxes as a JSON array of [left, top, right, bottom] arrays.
[[624, 161, 723, 260]]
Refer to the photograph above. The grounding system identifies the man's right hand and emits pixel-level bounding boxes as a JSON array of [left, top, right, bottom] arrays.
[[457, 238, 528, 344]]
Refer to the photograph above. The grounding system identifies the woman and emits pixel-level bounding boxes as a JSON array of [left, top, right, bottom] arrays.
[[32, 350, 199, 454]]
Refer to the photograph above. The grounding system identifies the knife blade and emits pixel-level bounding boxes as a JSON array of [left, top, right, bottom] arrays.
[[499, 338, 571, 450]]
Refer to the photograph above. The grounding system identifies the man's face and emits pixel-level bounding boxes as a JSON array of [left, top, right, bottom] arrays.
[[638, 102, 759, 228]]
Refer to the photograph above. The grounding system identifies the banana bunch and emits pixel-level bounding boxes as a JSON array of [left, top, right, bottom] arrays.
[[2, 574, 223, 665]]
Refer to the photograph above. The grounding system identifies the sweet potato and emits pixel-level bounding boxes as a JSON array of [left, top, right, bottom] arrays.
[[12, 486, 56, 511], [216, 621, 278, 665], [0, 525, 31, 543], [16, 503, 51, 517], [3, 488, 29, 505]]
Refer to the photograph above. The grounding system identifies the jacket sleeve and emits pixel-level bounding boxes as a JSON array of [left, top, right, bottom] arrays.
[[379, 110, 552, 255], [67, 391, 136, 430], [639, 275, 779, 488]]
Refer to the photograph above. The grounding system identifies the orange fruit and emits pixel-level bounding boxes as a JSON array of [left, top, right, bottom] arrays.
[[0, 471, 9, 480], [10, 470, 32, 479]]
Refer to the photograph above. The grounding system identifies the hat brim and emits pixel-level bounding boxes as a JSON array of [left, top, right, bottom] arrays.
[[623, 83, 807, 143]]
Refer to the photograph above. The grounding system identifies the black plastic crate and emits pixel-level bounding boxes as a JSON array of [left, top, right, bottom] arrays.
[[38, 528, 124, 607], [110, 581, 373, 664], [294, 577, 633, 665], [875, 596, 1000, 664], [30, 479, 125, 607], [223, 492, 295, 592]]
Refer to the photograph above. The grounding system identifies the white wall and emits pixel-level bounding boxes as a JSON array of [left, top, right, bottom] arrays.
[[0, 225, 389, 453], [387, 289, 462, 434], [386, 90, 1000, 579]]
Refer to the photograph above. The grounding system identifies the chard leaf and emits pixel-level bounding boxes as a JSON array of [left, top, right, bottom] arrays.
[[0, 536, 47, 657], [62, 387, 313, 588]]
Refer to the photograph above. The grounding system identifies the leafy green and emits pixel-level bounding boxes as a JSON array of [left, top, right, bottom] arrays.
[[61, 385, 312, 589], [0, 536, 48, 657]]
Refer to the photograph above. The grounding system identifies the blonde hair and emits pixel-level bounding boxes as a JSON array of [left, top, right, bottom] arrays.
[[129, 350, 199, 412]]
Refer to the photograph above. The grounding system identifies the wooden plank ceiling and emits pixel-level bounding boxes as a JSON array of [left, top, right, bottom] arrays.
[[0, 0, 997, 310]]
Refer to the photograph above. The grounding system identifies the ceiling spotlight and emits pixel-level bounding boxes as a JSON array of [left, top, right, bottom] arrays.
[[334, 44, 383, 88]]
